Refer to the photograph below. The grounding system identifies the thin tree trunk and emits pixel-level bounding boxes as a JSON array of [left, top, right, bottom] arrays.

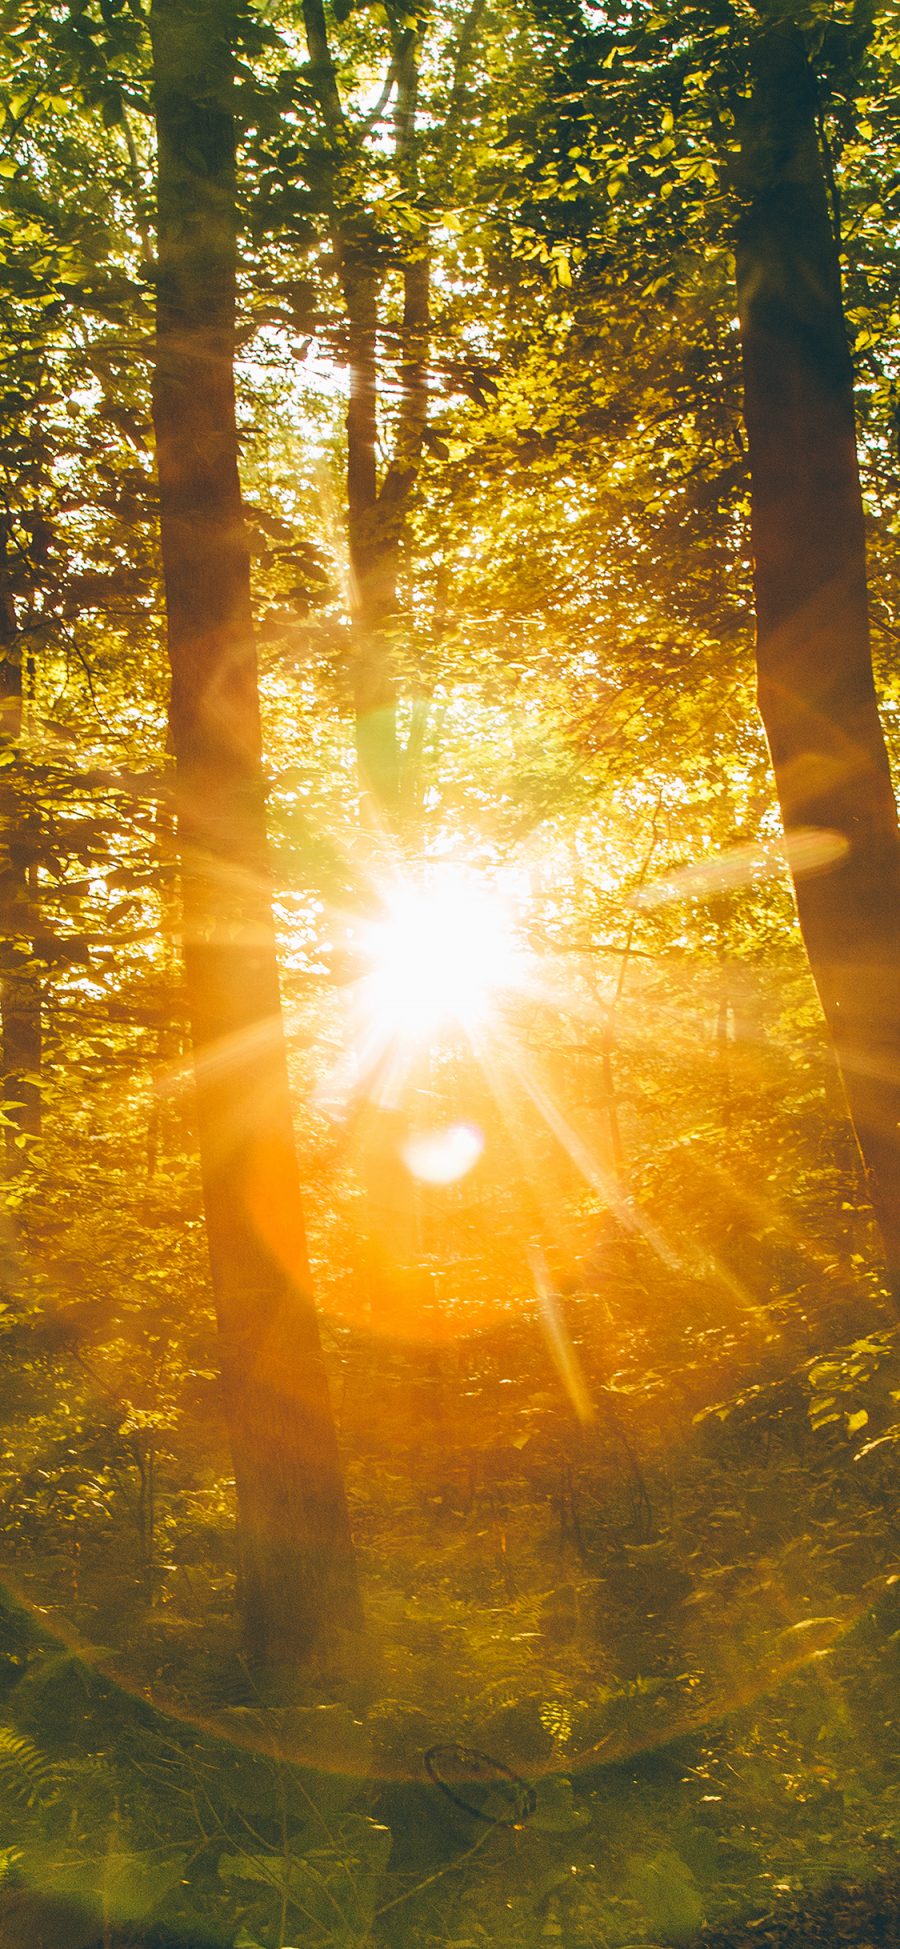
[[302, 1, 434, 818], [150, 0, 361, 1674], [301, 3, 436, 1325], [342, 245, 402, 810], [734, 21, 900, 1296], [0, 525, 41, 1168]]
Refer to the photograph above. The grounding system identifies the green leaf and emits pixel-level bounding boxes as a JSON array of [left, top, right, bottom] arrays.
[[626, 1847, 704, 1940], [530, 1774, 589, 1833]]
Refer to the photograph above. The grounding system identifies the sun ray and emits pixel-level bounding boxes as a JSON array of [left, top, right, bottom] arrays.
[[488, 1018, 684, 1271], [633, 825, 849, 910], [529, 1244, 595, 1423]]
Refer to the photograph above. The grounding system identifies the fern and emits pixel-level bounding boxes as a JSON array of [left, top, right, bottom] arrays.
[[0, 1723, 57, 1807]]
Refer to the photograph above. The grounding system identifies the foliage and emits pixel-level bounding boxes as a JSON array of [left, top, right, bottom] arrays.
[[0, 0, 896, 1943]]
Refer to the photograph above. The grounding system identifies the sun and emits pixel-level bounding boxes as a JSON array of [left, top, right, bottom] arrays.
[[359, 863, 521, 1045]]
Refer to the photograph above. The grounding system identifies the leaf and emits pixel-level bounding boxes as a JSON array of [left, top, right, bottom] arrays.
[[530, 1774, 589, 1833], [218, 1851, 278, 1888], [626, 1848, 704, 1940], [219, 1814, 391, 1947], [101, 1847, 188, 1920]]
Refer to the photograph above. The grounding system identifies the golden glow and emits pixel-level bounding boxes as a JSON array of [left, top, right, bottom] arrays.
[[358, 863, 522, 1045], [401, 1120, 484, 1184]]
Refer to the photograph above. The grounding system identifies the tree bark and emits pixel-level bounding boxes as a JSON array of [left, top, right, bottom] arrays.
[[150, 0, 361, 1672], [734, 21, 900, 1298]]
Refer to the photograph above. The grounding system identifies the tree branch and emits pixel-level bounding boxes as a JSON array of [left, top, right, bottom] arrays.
[[301, 0, 347, 140], [439, 0, 488, 165], [378, 21, 429, 516], [359, 55, 400, 134]]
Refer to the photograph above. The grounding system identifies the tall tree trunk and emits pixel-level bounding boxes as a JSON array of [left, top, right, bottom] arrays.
[[342, 243, 403, 811], [353, 22, 430, 818], [0, 526, 41, 1169], [734, 21, 900, 1297], [302, 1, 431, 818], [150, 0, 361, 1673], [301, 3, 435, 1323]]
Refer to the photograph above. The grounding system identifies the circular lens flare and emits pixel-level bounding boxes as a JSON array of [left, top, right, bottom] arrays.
[[402, 1120, 485, 1184]]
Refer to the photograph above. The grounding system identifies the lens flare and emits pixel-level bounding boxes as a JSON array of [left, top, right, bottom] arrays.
[[402, 1120, 485, 1184], [358, 864, 521, 1045]]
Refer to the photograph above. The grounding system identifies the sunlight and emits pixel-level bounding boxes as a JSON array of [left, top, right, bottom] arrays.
[[358, 863, 522, 1045], [401, 1120, 485, 1184]]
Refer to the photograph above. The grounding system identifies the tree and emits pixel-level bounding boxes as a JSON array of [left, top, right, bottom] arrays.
[[289, 0, 489, 814], [733, 15, 900, 1299], [492, 0, 900, 1294], [150, 0, 361, 1673]]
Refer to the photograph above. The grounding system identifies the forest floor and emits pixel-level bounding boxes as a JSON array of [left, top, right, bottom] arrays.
[[0, 1178, 898, 1948]]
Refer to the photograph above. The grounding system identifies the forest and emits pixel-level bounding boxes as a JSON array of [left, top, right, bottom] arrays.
[[0, 0, 898, 1944]]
